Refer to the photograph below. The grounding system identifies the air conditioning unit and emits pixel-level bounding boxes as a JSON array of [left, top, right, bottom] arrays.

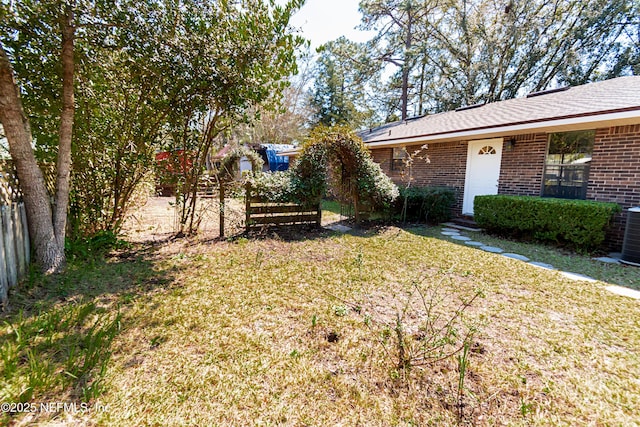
[[621, 207, 640, 266]]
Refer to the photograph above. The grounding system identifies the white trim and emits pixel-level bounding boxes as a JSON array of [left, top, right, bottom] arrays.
[[365, 110, 640, 148]]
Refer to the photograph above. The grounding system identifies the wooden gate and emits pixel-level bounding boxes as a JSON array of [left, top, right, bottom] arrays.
[[245, 184, 321, 231]]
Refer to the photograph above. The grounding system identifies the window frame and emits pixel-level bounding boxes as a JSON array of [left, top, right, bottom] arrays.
[[541, 130, 595, 200], [391, 147, 408, 171]]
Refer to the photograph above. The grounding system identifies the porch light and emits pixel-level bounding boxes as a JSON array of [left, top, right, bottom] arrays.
[[505, 137, 516, 151]]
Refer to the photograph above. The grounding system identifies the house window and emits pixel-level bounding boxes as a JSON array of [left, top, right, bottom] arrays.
[[391, 147, 407, 170], [478, 146, 496, 155], [542, 130, 594, 199]]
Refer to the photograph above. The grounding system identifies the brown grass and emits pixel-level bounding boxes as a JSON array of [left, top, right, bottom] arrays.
[[5, 199, 640, 426]]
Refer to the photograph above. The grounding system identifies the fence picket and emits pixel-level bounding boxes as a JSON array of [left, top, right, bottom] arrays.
[[2, 205, 18, 288], [0, 159, 38, 307], [19, 203, 30, 268], [0, 212, 8, 307], [13, 204, 26, 277]]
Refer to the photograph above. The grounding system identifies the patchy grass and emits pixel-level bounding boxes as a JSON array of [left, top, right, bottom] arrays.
[[3, 225, 640, 425], [423, 225, 640, 290], [0, 247, 175, 426]]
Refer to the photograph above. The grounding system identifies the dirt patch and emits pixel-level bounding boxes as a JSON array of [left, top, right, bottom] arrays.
[[121, 196, 246, 243]]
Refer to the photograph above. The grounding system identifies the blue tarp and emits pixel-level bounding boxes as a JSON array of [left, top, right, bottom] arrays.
[[263, 144, 293, 172]]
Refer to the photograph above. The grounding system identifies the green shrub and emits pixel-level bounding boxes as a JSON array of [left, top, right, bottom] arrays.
[[395, 186, 456, 224], [65, 230, 130, 262], [474, 195, 621, 250], [246, 171, 298, 204]]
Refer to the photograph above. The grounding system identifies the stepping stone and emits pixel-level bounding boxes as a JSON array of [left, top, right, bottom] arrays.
[[605, 285, 640, 300], [325, 224, 352, 233], [441, 231, 460, 236], [560, 271, 597, 282], [593, 256, 620, 264], [502, 253, 530, 262], [442, 222, 482, 232], [480, 245, 503, 254], [451, 235, 472, 241], [529, 261, 555, 270], [464, 241, 484, 246], [441, 227, 459, 233]]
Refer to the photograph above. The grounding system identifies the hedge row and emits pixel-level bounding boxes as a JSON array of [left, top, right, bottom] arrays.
[[474, 195, 621, 250], [395, 186, 456, 224]]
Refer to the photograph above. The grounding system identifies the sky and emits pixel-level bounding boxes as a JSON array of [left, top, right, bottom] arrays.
[[285, 0, 374, 50]]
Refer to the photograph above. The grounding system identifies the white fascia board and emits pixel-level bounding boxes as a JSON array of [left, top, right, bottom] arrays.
[[365, 109, 640, 148]]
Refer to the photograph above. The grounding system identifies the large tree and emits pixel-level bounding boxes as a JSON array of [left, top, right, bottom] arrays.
[[0, 0, 78, 273], [310, 37, 379, 128], [358, 0, 638, 119], [359, 0, 436, 120], [157, 0, 305, 235]]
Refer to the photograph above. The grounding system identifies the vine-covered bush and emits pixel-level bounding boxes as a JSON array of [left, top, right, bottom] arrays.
[[395, 186, 456, 224], [246, 171, 297, 203], [474, 195, 621, 250], [289, 138, 329, 207]]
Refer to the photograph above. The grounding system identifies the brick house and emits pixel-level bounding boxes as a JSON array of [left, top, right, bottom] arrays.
[[361, 76, 640, 250]]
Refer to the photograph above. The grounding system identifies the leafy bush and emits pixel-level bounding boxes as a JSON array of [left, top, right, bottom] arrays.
[[65, 230, 130, 262], [246, 171, 298, 204], [396, 186, 456, 224], [474, 195, 621, 250]]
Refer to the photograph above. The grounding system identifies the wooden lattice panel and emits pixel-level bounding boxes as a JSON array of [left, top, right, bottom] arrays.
[[0, 161, 56, 205]]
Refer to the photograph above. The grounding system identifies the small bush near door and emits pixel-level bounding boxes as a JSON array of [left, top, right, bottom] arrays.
[[396, 187, 456, 224], [474, 195, 621, 251]]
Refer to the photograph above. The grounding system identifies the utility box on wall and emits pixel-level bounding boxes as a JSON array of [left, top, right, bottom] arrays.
[[621, 207, 640, 266]]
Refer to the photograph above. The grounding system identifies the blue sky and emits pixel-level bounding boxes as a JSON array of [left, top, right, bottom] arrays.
[[284, 0, 374, 49]]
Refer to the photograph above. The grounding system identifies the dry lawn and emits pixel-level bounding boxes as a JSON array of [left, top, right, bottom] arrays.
[[5, 198, 640, 426]]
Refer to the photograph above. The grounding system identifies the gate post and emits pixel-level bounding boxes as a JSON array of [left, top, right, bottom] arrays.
[[245, 183, 251, 233], [219, 182, 225, 238]]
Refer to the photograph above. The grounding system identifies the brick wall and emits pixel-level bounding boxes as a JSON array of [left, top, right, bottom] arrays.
[[371, 141, 468, 214], [498, 133, 547, 196], [588, 124, 640, 249]]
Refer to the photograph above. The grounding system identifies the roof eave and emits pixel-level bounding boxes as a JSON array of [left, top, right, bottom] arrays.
[[364, 108, 640, 149]]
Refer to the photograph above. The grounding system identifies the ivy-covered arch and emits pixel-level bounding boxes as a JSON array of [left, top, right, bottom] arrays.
[[217, 147, 264, 183], [294, 126, 398, 220]]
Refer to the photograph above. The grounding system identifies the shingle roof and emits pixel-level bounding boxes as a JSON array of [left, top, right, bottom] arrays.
[[361, 76, 640, 145]]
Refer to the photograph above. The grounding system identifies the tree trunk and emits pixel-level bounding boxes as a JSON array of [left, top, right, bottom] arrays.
[[53, 7, 75, 247], [0, 46, 64, 273], [400, 4, 413, 121]]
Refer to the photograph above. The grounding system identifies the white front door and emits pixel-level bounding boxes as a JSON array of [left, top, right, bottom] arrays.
[[462, 138, 503, 215]]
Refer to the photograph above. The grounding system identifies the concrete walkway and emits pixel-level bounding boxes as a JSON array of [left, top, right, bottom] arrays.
[[440, 225, 640, 301]]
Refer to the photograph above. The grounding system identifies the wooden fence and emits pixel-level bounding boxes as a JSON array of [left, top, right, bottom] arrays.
[[0, 161, 38, 308], [245, 184, 321, 231], [0, 203, 30, 306]]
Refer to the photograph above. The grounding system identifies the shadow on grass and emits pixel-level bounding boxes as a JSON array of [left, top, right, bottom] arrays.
[[0, 241, 181, 421], [192, 217, 397, 245], [405, 224, 640, 291]]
